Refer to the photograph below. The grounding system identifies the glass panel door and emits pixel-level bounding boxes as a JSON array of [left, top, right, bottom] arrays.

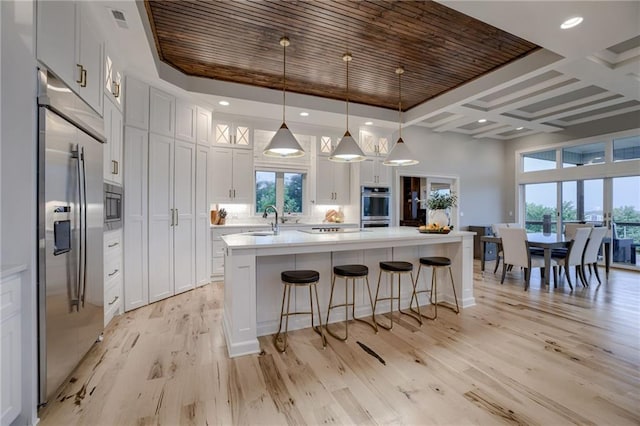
[[524, 182, 558, 233], [611, 176, 640, 268]]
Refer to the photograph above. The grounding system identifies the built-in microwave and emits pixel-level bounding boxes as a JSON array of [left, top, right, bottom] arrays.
[[104, 183, 122, 230]]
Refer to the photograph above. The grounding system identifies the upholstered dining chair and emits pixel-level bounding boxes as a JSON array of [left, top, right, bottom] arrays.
[[581, 227, 608, 286], [491, 223, 509, 273], [552, 227, 591, 290], [500, 227, 556, 291], [564, 223, 594, 240]]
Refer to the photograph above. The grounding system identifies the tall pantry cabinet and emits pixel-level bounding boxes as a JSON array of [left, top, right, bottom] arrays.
[[123, 77, 212, 311]]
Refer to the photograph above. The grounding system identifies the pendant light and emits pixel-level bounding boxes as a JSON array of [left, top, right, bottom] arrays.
[[264, 36, 305, 158], [329, 53, 365, 163], [383, 66, 419, 166]]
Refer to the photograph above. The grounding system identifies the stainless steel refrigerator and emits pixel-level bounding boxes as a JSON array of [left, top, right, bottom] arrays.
[[37, 69, 105, 405]]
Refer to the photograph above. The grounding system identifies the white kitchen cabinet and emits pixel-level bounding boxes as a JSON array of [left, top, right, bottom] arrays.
[[149, 87, 176, 138], [123, 126, 149, 311], [176, 100, 197, 143], [104, 49, 123, 108], [196, 145, 212, 287], [213, 119, 252, 148], [359, 129, 390, 156], [104, 229, 123, 326], [124, 76, 149, 130], [211, 147, 253, 203], [1, 269, 22, 426], [196, 107, 213, 146], [148, 133, 196, 302], [37, 1, 103, 114], [316, 156, 350, 204], [360, 157, 390, 186], [103, 96, 123, 185]]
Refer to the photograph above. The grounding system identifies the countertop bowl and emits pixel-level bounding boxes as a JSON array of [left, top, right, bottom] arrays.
[[419, 229, 451, 234]]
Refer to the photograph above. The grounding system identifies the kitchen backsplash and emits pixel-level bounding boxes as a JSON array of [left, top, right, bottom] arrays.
[[211, 203, 356, 225]]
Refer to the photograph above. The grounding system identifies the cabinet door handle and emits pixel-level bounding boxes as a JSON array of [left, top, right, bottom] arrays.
[[108, 242, 119, 248], [108, 269, 119, 277], [76, 65, 87, 87], [112, 160, 117, 175], [233, 189, 236, 198], [108, 295, 119, 306], [175, 209, 179, 226], [170, 208, 175, 226], [113, 82, 120, 98], [76, 64, 84, 85], [115, 160, 119, 175]]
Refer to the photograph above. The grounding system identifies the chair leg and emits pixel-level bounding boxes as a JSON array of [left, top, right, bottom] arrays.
[[493, 254, 501, 274], [500, 262, 507, 284], [274, 284, 293, 353], [577, 265, 588, 288], [564, 265, 573, 290], [592, 263, 602, 284], [374, 270, 393, 331], [552, 266, 558, 288], [398, 272, 422, 326], [447, 266, 460, 314], [325, 275, 348, 341], [310, 283, 327, 348], [411, 265, 435, 320], [524, 268, 530, 291], [357, 276, 378, 333]]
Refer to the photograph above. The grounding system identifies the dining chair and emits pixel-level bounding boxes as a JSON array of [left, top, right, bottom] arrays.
[[564, 223, 593, 240], [491, 223, 509, 273], [582, 227, 608, 286], [500, 227, 556, 291], [552, 227, 591, 290]]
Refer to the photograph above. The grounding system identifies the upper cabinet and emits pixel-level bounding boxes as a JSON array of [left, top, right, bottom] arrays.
[[103, 96, 123, 185], [175, 100, 197, 143], [124, 76, 149, 130], [359, 129, 390, 156], [317, 135, 340, 157], [316, 157, 350, 205], [104, 49, 123, 109], [360, 157, 390, 186], [37, 1, 103, 114], [149, 88, 176, 137], [213, 119, 252, 149], [196, 107, 212, 146]]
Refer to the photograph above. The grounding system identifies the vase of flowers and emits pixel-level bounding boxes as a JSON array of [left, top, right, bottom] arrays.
[[426, 192, 457, 228]]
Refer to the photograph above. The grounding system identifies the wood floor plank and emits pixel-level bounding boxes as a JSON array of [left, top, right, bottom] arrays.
[[38, 261, 640, 425]]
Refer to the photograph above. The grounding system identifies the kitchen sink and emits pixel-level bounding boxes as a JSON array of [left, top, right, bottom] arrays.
[[243, 231, 276, 236]]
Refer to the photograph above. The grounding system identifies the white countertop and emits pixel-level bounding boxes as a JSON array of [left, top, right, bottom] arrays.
[[211, 222, 358, 229], [222, 227, 474, 250]]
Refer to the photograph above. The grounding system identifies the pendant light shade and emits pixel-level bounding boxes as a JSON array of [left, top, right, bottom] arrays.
[[384, 66, 418, 167], [329, 53, 365, 163], [264, 37, 305, 158]]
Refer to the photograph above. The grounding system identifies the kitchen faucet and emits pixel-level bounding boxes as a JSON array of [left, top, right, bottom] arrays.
[[262, 205, 279, 235]]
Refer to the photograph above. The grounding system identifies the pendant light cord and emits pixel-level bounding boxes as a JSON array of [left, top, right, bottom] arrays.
[[344, 53, 351, 132], [282, 39, 286, 123], [397, 66, 404, 140]]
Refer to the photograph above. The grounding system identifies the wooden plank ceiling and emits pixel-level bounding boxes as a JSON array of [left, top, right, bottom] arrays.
[[145, 0, 540, 111]]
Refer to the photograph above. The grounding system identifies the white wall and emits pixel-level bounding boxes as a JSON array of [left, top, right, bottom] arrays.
[[393, 126, 507, 227], [1, 0, 38, 424]]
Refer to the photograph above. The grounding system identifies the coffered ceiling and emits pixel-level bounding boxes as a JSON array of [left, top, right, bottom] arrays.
[[88, 1, 640, 141]]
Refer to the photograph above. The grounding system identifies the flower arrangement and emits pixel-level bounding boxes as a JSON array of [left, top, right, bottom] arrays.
[[426, 191, 458, 210]]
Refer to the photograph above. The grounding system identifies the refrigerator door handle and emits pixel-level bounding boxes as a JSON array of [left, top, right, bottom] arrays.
[[80, 146, 88, 307], [71, 145, 82, 311]]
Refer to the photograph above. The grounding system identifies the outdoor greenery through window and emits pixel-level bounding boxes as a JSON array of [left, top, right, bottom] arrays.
[[255, 170, 305, 214]]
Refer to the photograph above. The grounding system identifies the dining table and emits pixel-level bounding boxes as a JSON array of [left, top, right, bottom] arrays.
[[480, 232, 612, 287]]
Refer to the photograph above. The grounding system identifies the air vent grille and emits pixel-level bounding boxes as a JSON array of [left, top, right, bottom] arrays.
[[110, 9, 128, 29]]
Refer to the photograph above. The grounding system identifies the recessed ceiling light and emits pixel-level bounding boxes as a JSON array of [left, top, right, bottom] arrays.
[[218, 100, 230, 106], [365, 121, 373, 126], [516, 126, 524, 130], [561, 17, 583, 29], [299, 112, 309, 117], [478, 119, 487, 123]]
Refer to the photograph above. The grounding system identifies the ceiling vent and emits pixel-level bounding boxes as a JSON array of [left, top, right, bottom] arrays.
[[110, 8, 128, 29]]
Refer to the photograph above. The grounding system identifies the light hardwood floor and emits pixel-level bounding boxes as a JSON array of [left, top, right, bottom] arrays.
[[38, 261, 640, 425]]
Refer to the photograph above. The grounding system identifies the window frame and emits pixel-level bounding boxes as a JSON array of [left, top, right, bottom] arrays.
[[254, 166, 308, 216]]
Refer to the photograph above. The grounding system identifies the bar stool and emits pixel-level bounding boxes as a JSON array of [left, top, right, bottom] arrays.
[[411, 256, 460, 320], [373, 261, 422, 330], [325, 265, 378, 341], [274, 270, 327, 353]]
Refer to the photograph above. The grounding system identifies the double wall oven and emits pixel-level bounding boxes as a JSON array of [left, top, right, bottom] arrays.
[[361, 186, 390, 227]]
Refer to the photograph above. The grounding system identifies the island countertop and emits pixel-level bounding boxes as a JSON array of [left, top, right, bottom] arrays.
[[221, 227, 475, 358], [222, 227, 474, 251]]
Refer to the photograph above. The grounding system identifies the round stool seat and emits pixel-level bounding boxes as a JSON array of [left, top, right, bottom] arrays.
[[379, 261, 413, 272], [281, 270, 320, 284], [419, 256, 451, 267], [334, 264, 368, 277]]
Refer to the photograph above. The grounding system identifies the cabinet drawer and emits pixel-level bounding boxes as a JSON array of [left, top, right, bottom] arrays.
[[0, 274, 21, 321], [104, 277, 122, 326], [104, 230, 123, 257], [104, 254, 122, 282]]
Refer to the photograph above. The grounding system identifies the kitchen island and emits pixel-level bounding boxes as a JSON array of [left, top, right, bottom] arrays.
[[221, 227, 475, 357]]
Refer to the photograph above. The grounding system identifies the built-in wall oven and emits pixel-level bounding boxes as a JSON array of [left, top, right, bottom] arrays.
[[361, 186, 390, 227], [104, 183, 122, 230]]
